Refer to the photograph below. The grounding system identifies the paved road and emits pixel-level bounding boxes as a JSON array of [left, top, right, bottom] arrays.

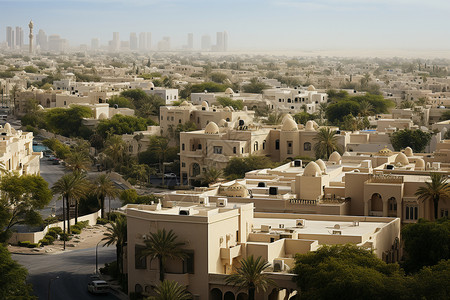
[[12, 246, 121, 300]]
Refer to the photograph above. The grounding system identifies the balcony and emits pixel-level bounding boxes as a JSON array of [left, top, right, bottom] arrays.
[[182, 149, 203, 158], [220, 244, 242, 264], [165, 273, 189, 286]]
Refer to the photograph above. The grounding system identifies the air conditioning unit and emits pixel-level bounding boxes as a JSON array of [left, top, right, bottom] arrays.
[[179, 209, 190, 216], [199, 196, 209, 205], [293, 159, 302, 167], [279, 224, 284, 229], [217, 198, 228, 207], [261, 225, 271, 232], [352, 221, 360, 226], [432, 162, 441, 170], [332, 230, 342, 235], [273, 259, 284, 272], [296, 219, 306, 227], [386, 164, 394, 170], [257, 182, 266, 187]]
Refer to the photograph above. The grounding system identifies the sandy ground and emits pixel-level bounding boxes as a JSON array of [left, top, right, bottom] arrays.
[[8, 224, 109, 255]]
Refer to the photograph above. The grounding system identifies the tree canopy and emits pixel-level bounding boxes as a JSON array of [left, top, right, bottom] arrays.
[[216, 97, 244, 110], [96, 114, 155, 138], [390, 129, 432, 153], [242, 78, 270, 94], [224, 156, 276, 180], [44, 105, 93, 137]]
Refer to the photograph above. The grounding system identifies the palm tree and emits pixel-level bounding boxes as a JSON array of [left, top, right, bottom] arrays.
[[400, 100, 415, 109], [93, 174, 118, 218], [313, 127, 342, 159], [150, 280, 191, 300], [415, 173, 450, 220], [133, 133, 145, 155], [103, 135, 125, 169], [263, 112, 283, 125], [141, 229, 186, 282], [149, 136, 170, 177], [65, 151, 91, 172], [225, 255, 275, 300], [318, 102, 328, 124], [200, 166, 222, 186], [102, 214, 127, 276], [358, 100, 374, 117], [52, 172, 89, 232]]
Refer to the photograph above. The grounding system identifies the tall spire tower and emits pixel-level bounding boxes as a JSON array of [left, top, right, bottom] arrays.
[[28, 20, 34, 54]]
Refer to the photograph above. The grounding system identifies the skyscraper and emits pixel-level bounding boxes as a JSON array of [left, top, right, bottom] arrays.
[[36, 29, 48, 51], [139, 32, 146, 51], [6, 27, 14, 49], [146, 32, 152, 50], [15, 26, 23, 49], [130, 32, 138, 51], [111, 32, 120, 52], [91, 38, 99, 51], [187, 33, 193, 50], [216, 32, 224, 51], [223, 31, 228, 52], [201, 34, 211, 51]]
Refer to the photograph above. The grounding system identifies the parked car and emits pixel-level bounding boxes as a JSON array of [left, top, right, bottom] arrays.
[[87, 280, 109, 294], [164, 173, 177, 178]]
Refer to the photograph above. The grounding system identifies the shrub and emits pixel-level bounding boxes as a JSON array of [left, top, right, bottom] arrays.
[[96, 218, 109, 225], [39, 238, 50, 246], [76, 220, 89, 229], [48, 226, 63, 234], [43, 216, 59, 226], [44, 235, 55, 244], [18, 241, 31, 247], [27, 243, 39, 248], [70, 227, 81, 235], [59, 233, 71, 241]]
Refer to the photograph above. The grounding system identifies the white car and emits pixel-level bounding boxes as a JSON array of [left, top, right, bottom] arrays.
[[87, 280, 109, 294], [164, 173, 177, 178]]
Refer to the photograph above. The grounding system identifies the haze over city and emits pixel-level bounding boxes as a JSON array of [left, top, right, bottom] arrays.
[[1, 0, 450, 56]]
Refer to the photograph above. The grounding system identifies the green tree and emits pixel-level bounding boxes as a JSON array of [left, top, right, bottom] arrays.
[[0, 244, 35, 299], [210, 72, 228, 84], [216, 97, 244, 110], [52, 172, 89, 230], [293, 244, 409, 300], [293, 112, 316, 125], [44, 105, 92, 137], [224, 156, 275, 180], [263, 112, 284, 125], [42, 138, 71, 159], [326, 100, 360, 124], [0, 174, 52, 242], [108, 96, 134, 109], [225, 255, 275, 300], [410, 259, 450, 299], [402, 218, 450, 273], [103, 135, 126, 169], [242, 78, 269, 94], [149, 280, 192, 300], [24, 66, 39, 73], [148, 136, 170, 176], [415, 173, 450, 221], [390, 129, 432, 153], [102, 214, 127, 277], [65, 151, 91, 173], [96, 114, 152, 139], [93, 174, 118, 218], [358, 100, 374, 117], [313, 127, 342, 159], [141, 229, 186, 282], [200, 166, 222, 186]]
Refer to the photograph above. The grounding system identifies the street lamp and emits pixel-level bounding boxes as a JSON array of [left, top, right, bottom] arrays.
[[95, 240, 102, 274], [48, 276, 59, 300]]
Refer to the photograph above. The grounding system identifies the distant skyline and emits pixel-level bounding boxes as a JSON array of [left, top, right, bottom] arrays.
[[0, 0, 449, 52]]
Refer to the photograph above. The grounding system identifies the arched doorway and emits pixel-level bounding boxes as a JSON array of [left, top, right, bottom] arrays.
[[210, 288, 222, 300], [224, 291, 235, 300], [237, 292, 248, 300], [371, 193, 383, 213], [388, 197, 397, 217]]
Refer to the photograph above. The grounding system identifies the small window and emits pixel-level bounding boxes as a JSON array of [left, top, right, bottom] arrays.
[[183, 251, 195, 274], [135, 245, 147, 269], [182, 144, 185, 151], [198, 144, 202, 149], [179, 119, 181, 123], [213, 146, 223, 154], [275, 139, 280, 150], [171, 116, 174, 121], [233, 147, 236, 154], [182, 162, 186, 167], [304, 142, 311, 151]]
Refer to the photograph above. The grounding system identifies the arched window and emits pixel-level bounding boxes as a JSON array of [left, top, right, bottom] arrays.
[[254, 141, 258, 151], [304, 142, 311, 151], [263, 140, 266, 150], [191, 163, 201, 177], [275, 139, 280, 150], [135, 284, 143, 293]]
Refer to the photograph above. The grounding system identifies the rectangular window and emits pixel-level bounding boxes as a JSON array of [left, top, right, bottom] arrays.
[[213, 146, 223, 154], [233, 147, 236, 154], [182, 162, 186, 167], [135, 245, 147, 269], [182, 144, 185, 151], [183, 251, 195, 274]]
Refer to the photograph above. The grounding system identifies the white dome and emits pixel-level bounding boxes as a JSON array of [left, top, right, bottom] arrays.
[[343, 151, 351, 156], [281, 118, 298, 131], [315, 159, 326, 172], [224, 87, 234, 94], [218, 119, 227, 127], [282, 114, 293, 123], [307, 85, 316, 91], [204, 122, 219, 134], [201, 101, 209, 108], [303, 161, 322, 177], [224, 106, 231, 112], [329, 151, 342, 163], [415, 158, 425, 169], [404, 147, 413, 157], [98, 113, 108, 120], [180, 101, 190, 106], [148, 82, 155, 88], [4, 123, 11, 134], [395, 153, 409, 166], [305, 120, 315, 131]]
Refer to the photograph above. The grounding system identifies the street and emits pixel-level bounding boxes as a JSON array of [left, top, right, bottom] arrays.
[[12, 246, 121, 300]]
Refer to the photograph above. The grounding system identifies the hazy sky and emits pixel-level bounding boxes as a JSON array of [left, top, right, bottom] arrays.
[[0, 0, 449, 51]]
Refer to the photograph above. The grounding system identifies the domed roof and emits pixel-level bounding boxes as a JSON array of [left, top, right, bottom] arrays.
[[180, 100, 190, 106], [204, 122, 219, 134], [148, 81, 155, 88], [404, 147, 413, 157], [395, 153, 409, 166], [37, 105, 44, 110], [343, 151, 351, 156], [281, 118, 298, 131], [307, 85, 316, 91], [282, 114, 293, 123], [218, 119, 227, 127], [4, 123, 11, 134], [329, 151, 342, 163], [377, 146, 393, 156], [305, 120, 316, 131], [224, 106, 231, 112], [201, 101, 209, 108], [315, 159, 326, 172], [98, 113, 107, 120], [225, 182, 248, 197], [224, 87, 234, 94], [303, 161, 322, 177], [415, 158, 425, 169]]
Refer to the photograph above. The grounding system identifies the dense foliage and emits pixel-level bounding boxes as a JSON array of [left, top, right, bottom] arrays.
[[390, 129, 432, 153], [224, 156, 276, 180], [96, 114, 155, 138]]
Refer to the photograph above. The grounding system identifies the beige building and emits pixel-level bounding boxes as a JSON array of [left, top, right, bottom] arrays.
[[125, 200, 400, 299], [121, 126, 161, 156], [0, 123, 41, 175]]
